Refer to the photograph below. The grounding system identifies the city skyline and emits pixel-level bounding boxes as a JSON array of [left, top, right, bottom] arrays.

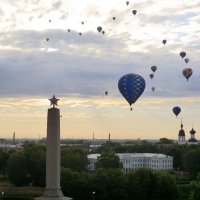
[[0, 0, 200, 139]]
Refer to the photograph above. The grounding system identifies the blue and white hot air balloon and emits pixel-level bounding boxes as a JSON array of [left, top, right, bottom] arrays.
[[118, 73, 146, 110]]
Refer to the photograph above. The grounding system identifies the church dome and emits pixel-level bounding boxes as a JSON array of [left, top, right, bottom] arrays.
[[190, 128, 196, 135], [178, 121, 185, 136], [179, 129, 185, 137]]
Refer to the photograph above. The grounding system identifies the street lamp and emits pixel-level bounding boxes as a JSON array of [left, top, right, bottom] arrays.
[[1, 192, 4, 200], [92, 191, 95, 200]]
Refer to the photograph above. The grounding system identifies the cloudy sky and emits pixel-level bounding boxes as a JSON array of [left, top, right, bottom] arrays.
[[0, 0, 200, 140]]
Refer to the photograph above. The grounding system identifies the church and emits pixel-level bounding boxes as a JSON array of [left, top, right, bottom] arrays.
[[178, 121, 198, 145]]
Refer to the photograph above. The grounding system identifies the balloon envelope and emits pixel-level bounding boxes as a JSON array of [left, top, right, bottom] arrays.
[[182, 68, 193, 81], [151, 66, 157, 73], [118, 73, 146, 106], [151, 87, 155, 92], [172, 106, 181, 117], [132, 10, 137, 15], [180, 51, 186, 59], [150, 74, 154, 79], [184, 58, 189, 64], [126, 1, 129, 6], [97, 26, 102, 32], [162, 39, 167, 45], [105, 91, 108, 96]]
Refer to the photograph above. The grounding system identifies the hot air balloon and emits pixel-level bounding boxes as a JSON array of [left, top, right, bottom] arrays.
[[81, 21, 84, 25], [162, 39, 167, 45], [112, 17, 116, 20], [126, 1, 129, 6], [97, 26, 102, 33], [184, 58, 189, 64], [118, 73, 146, 110], [132, 10, 137, 15], [172, 106, 181, 118], [79, 32, 82, 36], [102, 31, 105, 34], [182, 68, 193, 81], [180, 51, 186, 59], [151, 66, 157, 73], [105, 91, 108, 96], [49, 20, 51, 23], [150, 74, 154, 79], [68, 29, 70, 32], [46, 38, 49, 42], [151, 87, 155, 92]]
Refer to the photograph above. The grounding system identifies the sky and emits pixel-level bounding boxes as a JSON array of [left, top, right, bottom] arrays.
[[0, 0, 200, 140]]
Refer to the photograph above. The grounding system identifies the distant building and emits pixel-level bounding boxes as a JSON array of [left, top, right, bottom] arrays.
[[188, 128, 198, 145], [177, 120, 199, 145], [178, 121, 186, 144], [88, 153, 173, 173]]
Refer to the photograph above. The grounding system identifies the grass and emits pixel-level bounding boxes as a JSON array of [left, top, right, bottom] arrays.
[[0, 186, 43, 199]]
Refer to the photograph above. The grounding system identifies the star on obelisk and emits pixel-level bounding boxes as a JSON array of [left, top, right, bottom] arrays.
[[49, 95, 59, 107]]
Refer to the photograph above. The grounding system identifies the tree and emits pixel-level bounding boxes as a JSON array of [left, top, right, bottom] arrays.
[[7, 142, 46, 186], [61, 149, 89, 172], [23, 142, 46, 186], [92, 168, 128, 200], [0, 150, 9, 176], [127, 168, 156, 200], [154, 171, 178, 200], [159, 138, 174, 144], [188, 181, 200, 200], [183, 148, 200, 178], [7, 152, 27, 186], [61, 168, 92, 200], [95, 150, 123, 169]]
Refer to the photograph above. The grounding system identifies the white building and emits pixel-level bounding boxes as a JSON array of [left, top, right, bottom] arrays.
[[88, 153, 173, 173]]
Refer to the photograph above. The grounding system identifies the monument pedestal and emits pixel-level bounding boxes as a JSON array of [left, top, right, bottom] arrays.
[[35, 96, 72, 200]]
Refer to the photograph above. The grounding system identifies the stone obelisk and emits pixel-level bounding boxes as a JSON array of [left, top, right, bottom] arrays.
[[35, 95, 72, 200]]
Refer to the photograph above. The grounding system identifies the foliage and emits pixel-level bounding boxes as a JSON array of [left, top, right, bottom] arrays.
[[188, 181, 200, 200], [7, 142, 46, 186], [154, 171, 178, 200], [0, 150, 9, 176], [61, 168, 92, 200], [127, 168, 156, 200], [183, 148, 200, 178], [92, 168, 128, 200], [159, 138, 174, 144], [61, 149, 89, 172], [7, 151, 28, 186], [95, 150, 123, 169]]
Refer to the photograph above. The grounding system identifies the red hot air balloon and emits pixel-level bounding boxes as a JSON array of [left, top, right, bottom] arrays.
[[182, 68, 193, 81]]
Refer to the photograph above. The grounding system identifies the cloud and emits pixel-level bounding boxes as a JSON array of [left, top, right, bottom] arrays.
[[0, 1, 199, 100]]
